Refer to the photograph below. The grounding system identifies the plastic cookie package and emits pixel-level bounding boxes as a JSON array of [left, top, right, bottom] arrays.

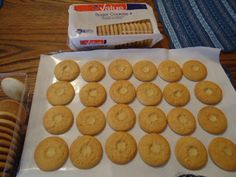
[[0, 73, 30, 177], [68, 3, 163, 50]]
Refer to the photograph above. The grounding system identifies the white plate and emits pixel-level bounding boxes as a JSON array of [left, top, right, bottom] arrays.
[[18, 47, 236, 177]]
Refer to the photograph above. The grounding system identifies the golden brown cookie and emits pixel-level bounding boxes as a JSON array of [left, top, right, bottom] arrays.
[[81, 61, 106, 82], [0, 118, 20, 132], [195, 81, 222, 105], [0, 111, 18, 124], [0, 146, 16, 156], [0, 139, 13, 149], [0, 126, 20, 141], [175, 136, 208, 170], [47, 81, 75, 106], [0, 133, 18, 146], [43, 106, 74, 135], [163, 83, 190, 106], [139, 134, 170, 166], [133, 60, 157, 81], [136, 83, 162, 106], [107, 104, 136, 131], [108, 59, 133, 80], [198, 106, 227, 134], [0, 139, 18, 152], [0, 154, 14, 164], [105, 132, 137, 164], [0, 99, 27, 124], [76, 107, 106, 135], [0, 161, 13, 170], [208, 137, 236, 171], [109, 80, 135, 104], [167, 108, 196, 135], [139, 107, 167, 133], [79, 83, 106, 107], [182, 60, 207, 81], [34, 137, 68, 171], [158, 60, 182, 82], [54, 60, 80, 81], [113, 24, 118, 35], [70, 136, 102, 169]]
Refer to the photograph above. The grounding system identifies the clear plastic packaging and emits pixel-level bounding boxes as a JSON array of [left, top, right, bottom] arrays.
[[68, 3, 163, 50], [0, 73, 30, 177]]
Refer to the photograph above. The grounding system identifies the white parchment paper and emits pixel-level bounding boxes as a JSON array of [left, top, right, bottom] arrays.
[[17, 47, 236, 177]]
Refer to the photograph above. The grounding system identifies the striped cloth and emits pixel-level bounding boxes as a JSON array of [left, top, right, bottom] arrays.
[[155, 0, 236, 52]]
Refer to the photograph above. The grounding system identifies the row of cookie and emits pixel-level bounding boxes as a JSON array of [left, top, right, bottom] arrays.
[[54, 59, 207, 83], [43, 105, 227, 136], [47, 80, 222, 107], [97, 19, 153, 36], [0, 99, 27, 176], [34, 133, 236, 171], [96, 20, 153, 48]]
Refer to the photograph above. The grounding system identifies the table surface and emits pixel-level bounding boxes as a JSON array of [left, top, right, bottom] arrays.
[[0, 0, 235, 99]]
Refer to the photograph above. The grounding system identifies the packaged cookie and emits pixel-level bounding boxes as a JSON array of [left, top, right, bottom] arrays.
[[68, 3, 162, 50], [0, 73, 30, 176]]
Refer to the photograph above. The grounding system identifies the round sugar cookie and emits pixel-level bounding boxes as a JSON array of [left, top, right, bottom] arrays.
[[113, 24, 118, 35], [0, 162, 13, 170], [0, 126, 20, 140], [81, 61, 106, 82], [208, 137, 236, 171], [0, 154, 14, 164], [133, 60, 157, 81], [175, 136, 208, 170], [146, 20, 153, 34], [0, 139, 17, 151], [183, 60, 207, 81], [0, 132, 18, 146], [198, 106, 227, 134], [54, 60, 80, 81], [139, 134, 170, 166], [117, 23, 123, 35], [125, 23, 130, 34], [139, 107, 167, 133], [105, 25, 110, 35], [47, 81, 75, 106], [136, 83, 162, 106], [0, 147, 16, 159], [0, 118, 20, 132], [43, 106, 74, 135], [107, 104, 136, 131], [109, 24, 114, 35], [76, 107, 106, 135], [195, 81, 222, 105], [109, 80, 135, 104], [0, 139, 13, 149], [163, 83, 190, 106], [108, 59, 133, 80], [129, 23, 136, 34], [0, 99, 27, 124], [167, 108, 196, 135], [0, 111, 18, 123], [70, 136, 102, 169], [158, 60, 182, 82], [97, 26, 102, 36], [79, 83, 106, 107], [101, 25, 106, 36], [34, 137, 68, 171], [105, 132, 137, 164]]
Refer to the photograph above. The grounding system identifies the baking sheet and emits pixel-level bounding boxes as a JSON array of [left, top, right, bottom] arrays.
[[17, 47, 236, 177]]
